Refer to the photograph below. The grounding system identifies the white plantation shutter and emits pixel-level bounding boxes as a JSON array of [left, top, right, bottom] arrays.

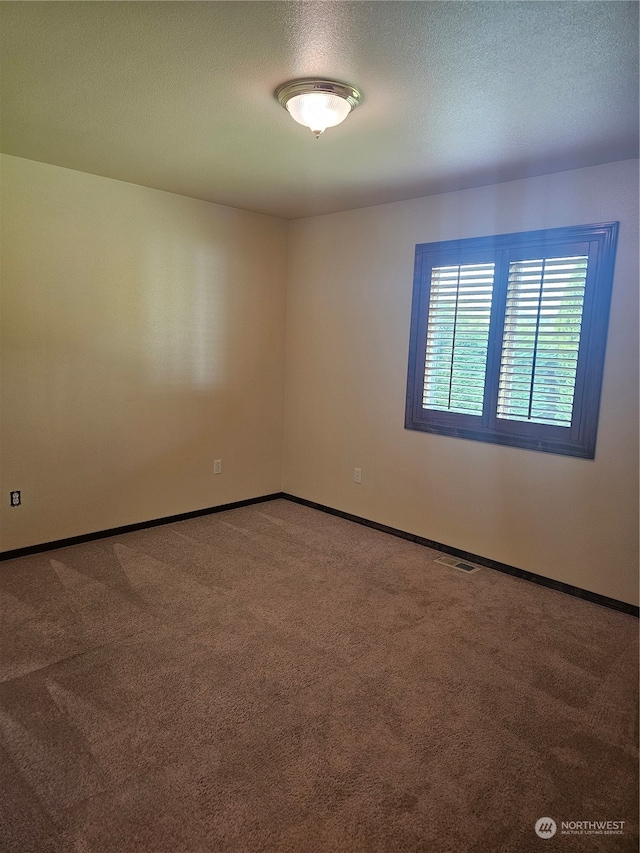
[[422, 263, 494, 415], [497, 256, 588, 426]]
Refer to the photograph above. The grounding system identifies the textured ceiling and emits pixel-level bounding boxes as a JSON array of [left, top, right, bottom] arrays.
[[1, 1, 638, 219]]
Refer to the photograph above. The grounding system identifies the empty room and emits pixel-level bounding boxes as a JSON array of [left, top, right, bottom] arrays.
[[0, 2, 638, 851]]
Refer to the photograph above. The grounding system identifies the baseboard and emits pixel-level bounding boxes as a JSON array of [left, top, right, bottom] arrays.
[[2, 489, 637, 617], [0, 492, 285, 562], [281, 493, 639, 618]]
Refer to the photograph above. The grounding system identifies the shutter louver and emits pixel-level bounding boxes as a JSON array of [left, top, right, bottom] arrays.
[[422, 263, 494, 415], [497, 256, 588, 427]]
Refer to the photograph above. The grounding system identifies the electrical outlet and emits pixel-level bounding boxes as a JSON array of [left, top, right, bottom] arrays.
[[214, 459, 222, 475], [354, 468, 362, 484], [10, 490, 21, 507]]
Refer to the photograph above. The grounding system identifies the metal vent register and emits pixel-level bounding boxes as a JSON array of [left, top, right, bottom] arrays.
[[435, 555, 482, 574]]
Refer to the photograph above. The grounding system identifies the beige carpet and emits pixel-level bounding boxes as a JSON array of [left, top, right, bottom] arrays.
[[0, 498, 637, 852]]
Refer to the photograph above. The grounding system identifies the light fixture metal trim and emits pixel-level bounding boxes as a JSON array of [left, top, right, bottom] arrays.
[[276, 78, 363, 112], [276, 78, 363, 137]]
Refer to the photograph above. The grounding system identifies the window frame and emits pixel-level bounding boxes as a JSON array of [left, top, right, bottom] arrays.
[[404, 222, 619, 459]]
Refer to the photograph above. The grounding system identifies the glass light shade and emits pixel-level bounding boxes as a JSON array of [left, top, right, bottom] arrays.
[[285, 92, 352, 136]]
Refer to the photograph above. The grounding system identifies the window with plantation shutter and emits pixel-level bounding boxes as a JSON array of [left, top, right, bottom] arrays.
[[405, 223, 618, 458], [497, 256, 587, 427], [423, 263, 494, 415]]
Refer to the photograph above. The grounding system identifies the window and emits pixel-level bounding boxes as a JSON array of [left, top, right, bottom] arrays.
[[405, 222, 619, 458]]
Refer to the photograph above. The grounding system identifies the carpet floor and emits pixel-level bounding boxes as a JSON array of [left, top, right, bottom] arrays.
[[0, 498, 637, 852]]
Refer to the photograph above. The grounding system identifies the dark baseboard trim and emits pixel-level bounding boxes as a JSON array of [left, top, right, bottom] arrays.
[[2, 490, 637, 617], [282, 493, 639, 618], [0, 493, 285, 562]]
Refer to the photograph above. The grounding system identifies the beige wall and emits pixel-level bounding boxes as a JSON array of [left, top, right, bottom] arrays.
[[2, 154, 638, 606], [0, 155, 288, 551], [283, 160, 639, 606]]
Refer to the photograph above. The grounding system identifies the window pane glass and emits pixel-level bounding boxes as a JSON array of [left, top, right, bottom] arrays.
[[497, 256, 587, 427], [423, 263, 494, 415]]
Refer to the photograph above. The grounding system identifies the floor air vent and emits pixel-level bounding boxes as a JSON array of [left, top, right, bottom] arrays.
[[435, 555, 481, 574]]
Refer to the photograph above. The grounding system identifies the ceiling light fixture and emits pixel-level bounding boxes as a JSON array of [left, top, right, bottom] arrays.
[[276, 79, 362, 139]]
